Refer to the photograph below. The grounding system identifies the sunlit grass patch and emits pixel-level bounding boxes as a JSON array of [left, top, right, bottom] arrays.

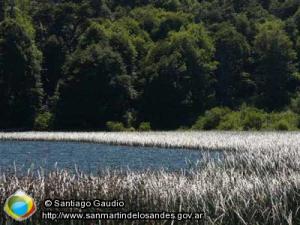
[[0, 132, 299, 224]]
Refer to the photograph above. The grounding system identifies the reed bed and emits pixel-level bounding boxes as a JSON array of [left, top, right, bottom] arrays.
[[1, 131, 300, 151], [0, 132, 300, 225]]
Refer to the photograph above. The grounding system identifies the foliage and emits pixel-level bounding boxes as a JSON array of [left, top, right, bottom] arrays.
[[192, 107, 231, 130], [34, 111, 53, 131], [1, 0, 300, 130], [212, 23, 253, 107], [138, 122, 152, 131], [141, 24, 217, 129], [0, 19, 43, 129], [240, 107, 266, 130], [218, 111, 243, 130], [54, 43, 133, 130], [106, 121, 126, 132], [265, 111, 300, 130], [193, 107, 300, 131], [290, 93, 300, 114], [253, 20, 298, 110]]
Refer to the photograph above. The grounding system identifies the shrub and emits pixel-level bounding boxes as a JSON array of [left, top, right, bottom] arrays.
[[127, 127, 136, 132], [138, 122, 152, 131], [192, 107, 300, 131], [34, 112, 53, 131], [240, 107, 266, 130], [290, 94, 300, 114], [267, 111, 299, 131], [192, 107, 231, 130], [218, 112, 243, 130], [106, 121, 126, 132], [274, 120, 290, 131]]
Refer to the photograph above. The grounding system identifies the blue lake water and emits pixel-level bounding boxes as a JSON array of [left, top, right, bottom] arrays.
[[0, 141, 222, 173]]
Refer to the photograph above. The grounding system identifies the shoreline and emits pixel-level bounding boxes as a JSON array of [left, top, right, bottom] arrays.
[[0, 131, 300, 151]]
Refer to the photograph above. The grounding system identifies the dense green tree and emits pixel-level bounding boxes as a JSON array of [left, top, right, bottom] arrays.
[[0, 0, 300, 130], [232, 13, 255, 40], [80, 19, 152, 110], [54, 41, 135, 130], [253, 20, 299, 110], [141, 24, 217, 129], [196, 0, 234, 24], [0, 19, 43, 128], [108, 17, 153, 65], [42, 35, 65, 97], [32, 1, 91, 99], [89, 0, 112, 18], [130, 6, 192, 41], [213, 23, 254, 107], [101, 20, 138, 75], [270, 0, 300, 19], [154, 12, 191, 40], [243, 1, 272, 21], [129, 6, 163, 37]]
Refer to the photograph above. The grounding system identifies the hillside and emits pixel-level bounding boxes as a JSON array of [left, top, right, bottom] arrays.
[[0, 0, 300, 130]]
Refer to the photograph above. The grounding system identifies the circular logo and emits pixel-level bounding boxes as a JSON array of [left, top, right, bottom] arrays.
[[4, 190, 36, 221]]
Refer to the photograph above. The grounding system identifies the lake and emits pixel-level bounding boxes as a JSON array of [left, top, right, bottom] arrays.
[[0, 141, 222, 173]]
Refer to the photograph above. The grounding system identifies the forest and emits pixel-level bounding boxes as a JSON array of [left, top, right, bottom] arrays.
[[1, 0, 300, 131]]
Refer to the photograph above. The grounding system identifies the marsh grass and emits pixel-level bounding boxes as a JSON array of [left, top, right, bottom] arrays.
[[1, 131, 300, 151], [0, 132, 299, 225]]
